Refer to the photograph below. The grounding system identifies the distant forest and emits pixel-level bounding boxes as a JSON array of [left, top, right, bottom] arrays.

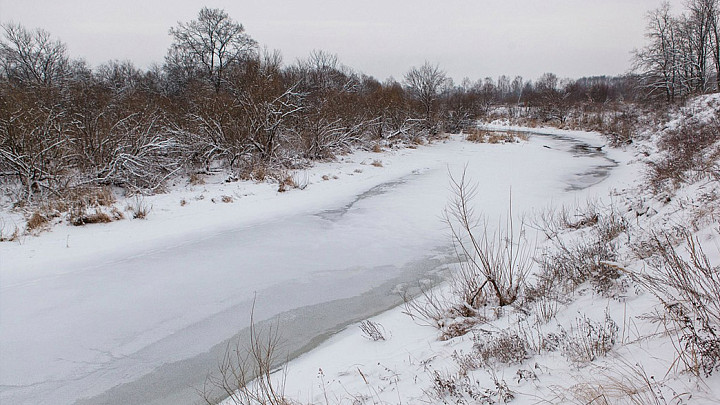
[[2, 1, 719, 202]]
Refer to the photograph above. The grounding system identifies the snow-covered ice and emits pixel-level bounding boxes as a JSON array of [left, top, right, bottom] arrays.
[[0, 132, 632, 404]]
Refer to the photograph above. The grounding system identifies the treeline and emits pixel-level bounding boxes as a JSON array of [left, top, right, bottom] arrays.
[[634, 0, 720, 102], [0, 7, 696, 202]]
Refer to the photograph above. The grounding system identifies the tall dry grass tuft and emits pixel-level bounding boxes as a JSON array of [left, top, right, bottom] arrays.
[[628, 229, 720, 377], [201, 300, 292, 405]]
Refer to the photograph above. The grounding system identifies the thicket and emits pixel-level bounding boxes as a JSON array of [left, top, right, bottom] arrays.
[[1, 8, 648, 209]]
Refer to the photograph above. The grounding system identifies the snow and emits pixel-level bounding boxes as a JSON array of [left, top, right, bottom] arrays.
[[270, 121, 720, 404], [1, 129, 640, 404]]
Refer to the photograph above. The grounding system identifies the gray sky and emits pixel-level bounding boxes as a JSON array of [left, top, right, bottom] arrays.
[[0, 0, 682, 82]]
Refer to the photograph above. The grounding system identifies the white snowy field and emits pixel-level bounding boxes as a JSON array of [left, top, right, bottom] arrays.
[[0, 130, 631, 405]]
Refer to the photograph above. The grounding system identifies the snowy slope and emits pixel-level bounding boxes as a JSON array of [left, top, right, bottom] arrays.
[[272, 116, 720, 405]]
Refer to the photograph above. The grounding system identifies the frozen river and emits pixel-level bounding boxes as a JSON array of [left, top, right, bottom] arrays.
[[0, 132, 622, 404]]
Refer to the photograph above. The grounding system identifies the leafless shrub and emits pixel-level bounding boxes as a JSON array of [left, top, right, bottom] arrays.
[[370, 159, 383, 167], [201, 302, 292, 405], [561, 312, 618, 366], [603, 109, 639, 147], [359, 320, 387, 341], [628, 229, 720, 377], [445, 168, 532, 307], [403, 284, 487, 340]]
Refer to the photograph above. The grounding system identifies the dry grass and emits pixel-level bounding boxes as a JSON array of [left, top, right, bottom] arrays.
[[465, 128, 529, 144], [628, 229, 720, 377], [127, 196, 151, 219], [465, 128, 488, 143], [276, 171, 308, 192], [552, 361, 691, 404], [648, 117, 720, 191], [370, 159, 383, 167], [189, 173, 206, 185], [70, 210, 113, 226], [472, 330, 529, 366], [531, 203, 628, 296], [561, 312, 618, 365], [26, 211, 48, 231]]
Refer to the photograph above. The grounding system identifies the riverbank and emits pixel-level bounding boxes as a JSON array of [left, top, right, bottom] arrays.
[[267, 107, 720, 404], [0, 129, 629, 404]]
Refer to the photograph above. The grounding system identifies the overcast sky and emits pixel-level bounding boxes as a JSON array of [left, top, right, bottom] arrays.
[[0, 0, 683, 82]]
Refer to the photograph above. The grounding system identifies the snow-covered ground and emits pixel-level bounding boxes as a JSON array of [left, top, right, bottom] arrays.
[[0, 130, 629, 404], [274, 112, 720, 404]]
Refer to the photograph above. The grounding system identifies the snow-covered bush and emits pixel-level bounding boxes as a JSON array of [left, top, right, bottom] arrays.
[[649, 115, 720, 191], [472, 330, 529, 367], [431, 370, 515, 405], [632, 230, 720, 377], [532, 203, 628, 296]]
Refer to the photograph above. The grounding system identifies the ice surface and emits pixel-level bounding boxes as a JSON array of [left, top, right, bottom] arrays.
[[0, 133, 628, 404]]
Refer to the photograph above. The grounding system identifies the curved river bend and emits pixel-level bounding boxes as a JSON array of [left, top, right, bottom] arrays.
[[0, 131, 619, 405]]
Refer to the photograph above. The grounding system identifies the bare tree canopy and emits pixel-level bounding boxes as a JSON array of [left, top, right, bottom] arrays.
[[633, 0, 720, 101], [404, 62, 449, 133], [166, 7, 257, 91], [0, 22, 69, 86]]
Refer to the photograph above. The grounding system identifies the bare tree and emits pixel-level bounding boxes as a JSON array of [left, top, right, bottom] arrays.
[[699, 0, 720, 90], [633, 2, 683, 102], [634, 0, 720, 100], [685, 0, 715, 92], [167, 7, 257, 91], [0, 84, 71, 200], [232, 50, 305, 162], [404, 62, 449, 134], [0, 22, 68, 86]]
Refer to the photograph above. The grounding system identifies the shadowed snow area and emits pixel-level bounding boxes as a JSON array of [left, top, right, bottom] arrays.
[[0, 132, 627, 405]]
